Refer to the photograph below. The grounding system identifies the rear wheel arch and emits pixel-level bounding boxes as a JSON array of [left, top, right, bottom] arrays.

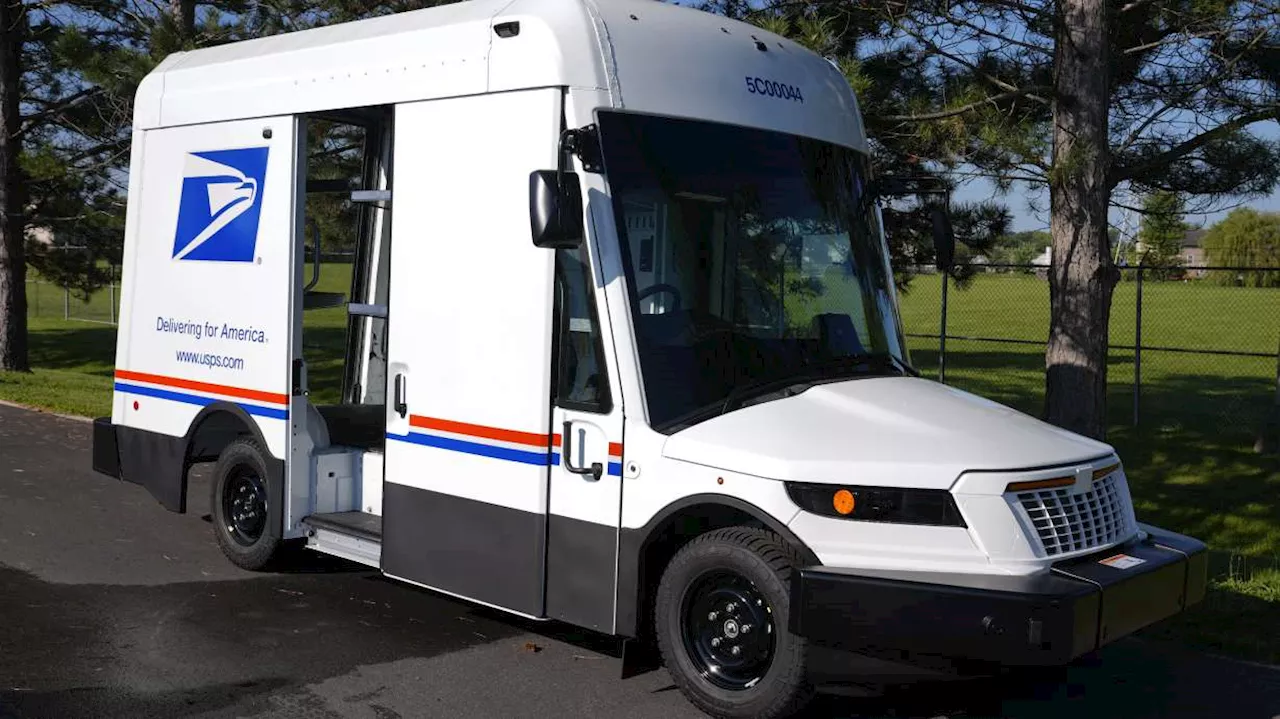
[[618, 494, 819, 639], [184, 402, 273, 466], [185, 405, 286, 545]]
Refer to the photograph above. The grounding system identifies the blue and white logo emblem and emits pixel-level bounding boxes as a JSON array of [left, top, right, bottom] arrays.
[[172, 147, 270, 262]]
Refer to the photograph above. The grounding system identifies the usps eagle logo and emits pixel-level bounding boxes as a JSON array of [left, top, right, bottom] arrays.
[[172, 147, 270, 262]]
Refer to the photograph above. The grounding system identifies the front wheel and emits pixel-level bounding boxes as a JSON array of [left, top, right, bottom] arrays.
[[654, 527, 814, 719], [210, 438, 283, 570]]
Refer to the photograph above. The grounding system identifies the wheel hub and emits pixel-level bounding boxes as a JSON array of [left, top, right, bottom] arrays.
[[680, 570, 777, 691], [222, 468, 267, 547]]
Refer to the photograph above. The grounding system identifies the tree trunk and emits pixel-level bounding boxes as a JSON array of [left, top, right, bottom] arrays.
[[0, 0, 30, 373], [1045, 0, 1115, 440], [170, 0, 195, 41]]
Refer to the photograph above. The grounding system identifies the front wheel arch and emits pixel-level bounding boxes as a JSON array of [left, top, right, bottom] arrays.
[[617, 494, 820, 639]]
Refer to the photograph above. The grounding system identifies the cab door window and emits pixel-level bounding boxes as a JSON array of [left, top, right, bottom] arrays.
[[554, 247, 611, 413]]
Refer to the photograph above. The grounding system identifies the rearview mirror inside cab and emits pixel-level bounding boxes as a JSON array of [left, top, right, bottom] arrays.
[[529, 170, 584, 249]]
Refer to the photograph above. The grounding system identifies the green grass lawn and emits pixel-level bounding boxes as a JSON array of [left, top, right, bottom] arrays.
[[3, 266, 1278, 664]]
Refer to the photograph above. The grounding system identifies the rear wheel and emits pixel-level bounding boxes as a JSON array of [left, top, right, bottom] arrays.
[[211, 438, 282, 570], [655, 527, 814, 719]]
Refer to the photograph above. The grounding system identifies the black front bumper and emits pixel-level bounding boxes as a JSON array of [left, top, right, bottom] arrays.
[[790, 524, 1207, 667]]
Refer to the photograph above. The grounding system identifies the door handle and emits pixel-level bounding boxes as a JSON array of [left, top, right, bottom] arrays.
[[561, 421, 603, 481], [393, 374, 407, 418]]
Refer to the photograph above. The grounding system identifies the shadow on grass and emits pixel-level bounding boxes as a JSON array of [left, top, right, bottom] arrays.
[[27, 325, 119, 375]]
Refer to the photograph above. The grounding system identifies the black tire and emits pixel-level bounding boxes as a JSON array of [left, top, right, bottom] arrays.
[[210, 438, 282, 570], [654, 527, 814, 719]]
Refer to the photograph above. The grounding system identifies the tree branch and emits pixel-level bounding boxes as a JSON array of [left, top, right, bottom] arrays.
[[1119, 0, 1160, 12], [891, 18, 1051, 106], [1111, 107, 1280, 185], [1123, 29, 1227, 56], [941, 12, 1053, 57], [882, 87, 1049, 122], [16, 87, 104, 139]]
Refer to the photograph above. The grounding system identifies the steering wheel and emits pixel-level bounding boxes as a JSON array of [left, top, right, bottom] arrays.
[[638, 283, 683, 312]]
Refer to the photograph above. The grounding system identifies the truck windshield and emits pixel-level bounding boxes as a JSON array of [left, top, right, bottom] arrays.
[[597, 111, 910, 432]]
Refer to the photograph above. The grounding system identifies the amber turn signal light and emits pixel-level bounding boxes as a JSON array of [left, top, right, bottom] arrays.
[[1092, 462, 1121, 480], [832, 489, 856, 515]]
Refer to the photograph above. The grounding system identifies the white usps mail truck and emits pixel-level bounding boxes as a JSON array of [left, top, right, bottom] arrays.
[[91, 0, 1207, 716]]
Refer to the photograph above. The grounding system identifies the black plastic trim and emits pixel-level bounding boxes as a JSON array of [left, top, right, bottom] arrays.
[[102, 403, 280, 514], [304, 511, 383, 542], [493, 20, 520, 38], [115, 424, 188, 512], [789, 526, 1207, 667], [1139, 522, 1209, 606], [785, 481, 967, 528], [92, 417, 121, 479], [615, 493, 820, 638]]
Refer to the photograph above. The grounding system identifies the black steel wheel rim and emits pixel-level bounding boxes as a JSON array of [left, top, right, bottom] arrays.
[[679, 568, 777, 691], [222, 466, 267, 547]]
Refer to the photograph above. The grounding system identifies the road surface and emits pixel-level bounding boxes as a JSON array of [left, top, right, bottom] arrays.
[[0, 403, 1277, 718]]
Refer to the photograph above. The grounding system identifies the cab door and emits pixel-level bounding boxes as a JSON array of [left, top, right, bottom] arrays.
[[545, 241, 626, 632]]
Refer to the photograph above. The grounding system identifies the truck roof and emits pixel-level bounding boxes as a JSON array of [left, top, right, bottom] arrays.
[[134, 0, 866, 151]]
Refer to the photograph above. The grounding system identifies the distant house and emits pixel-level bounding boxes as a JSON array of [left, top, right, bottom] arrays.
[[1181, 229, 1207, 276], [1030, 246, 1051, 280]]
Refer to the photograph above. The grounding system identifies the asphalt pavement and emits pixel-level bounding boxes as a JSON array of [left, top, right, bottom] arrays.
[[1, 402, 1278, 719]]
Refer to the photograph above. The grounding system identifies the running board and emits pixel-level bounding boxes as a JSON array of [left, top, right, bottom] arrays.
[[303, 511, 382, 568]]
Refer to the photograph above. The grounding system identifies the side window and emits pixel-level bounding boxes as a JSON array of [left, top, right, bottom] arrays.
[[554, 247, 611, 412]]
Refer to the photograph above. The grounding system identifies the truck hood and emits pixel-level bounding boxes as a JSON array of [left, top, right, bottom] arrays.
[[661, 376, 1113, 489]]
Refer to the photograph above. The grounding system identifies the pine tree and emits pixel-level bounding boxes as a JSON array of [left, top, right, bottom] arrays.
[[848, 0, 1280, 439], [1134, 191, 1188, 277]]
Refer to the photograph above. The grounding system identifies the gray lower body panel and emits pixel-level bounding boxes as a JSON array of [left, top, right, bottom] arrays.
[[545, 514, 617, 633], [381, 483, 547, 618]]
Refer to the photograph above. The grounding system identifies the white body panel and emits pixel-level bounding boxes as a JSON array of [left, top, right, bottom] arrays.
[[112, 116, 296, 459], [131, 0, 864, 153], [662, 377, 1113, 490], [360, 451, 384, 516]]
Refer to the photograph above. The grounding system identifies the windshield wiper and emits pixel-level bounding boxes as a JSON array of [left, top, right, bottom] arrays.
[[718, 376, 813, 418], [800, 352, 917, 379]]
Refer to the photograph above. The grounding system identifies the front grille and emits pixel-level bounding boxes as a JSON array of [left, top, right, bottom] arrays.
[[1017, 473, 1131, 556]]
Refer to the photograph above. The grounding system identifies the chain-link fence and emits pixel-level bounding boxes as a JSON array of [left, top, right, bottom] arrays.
[[27, 278, 121, 324], [899, 263, 1280, 443]]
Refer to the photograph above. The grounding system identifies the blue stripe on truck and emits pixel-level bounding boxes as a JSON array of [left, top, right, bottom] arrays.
[[114, 382, 289, 420]]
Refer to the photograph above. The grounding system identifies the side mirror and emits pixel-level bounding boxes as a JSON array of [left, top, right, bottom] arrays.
[[930, 203, 955, 270], [529, 170, 584, 249]]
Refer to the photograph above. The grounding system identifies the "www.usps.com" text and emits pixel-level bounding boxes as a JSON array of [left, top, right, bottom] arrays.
[[175, 349, 245, 371]]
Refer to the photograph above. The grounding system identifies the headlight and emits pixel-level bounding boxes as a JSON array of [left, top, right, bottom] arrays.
[[785, 482, 967, 527]]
